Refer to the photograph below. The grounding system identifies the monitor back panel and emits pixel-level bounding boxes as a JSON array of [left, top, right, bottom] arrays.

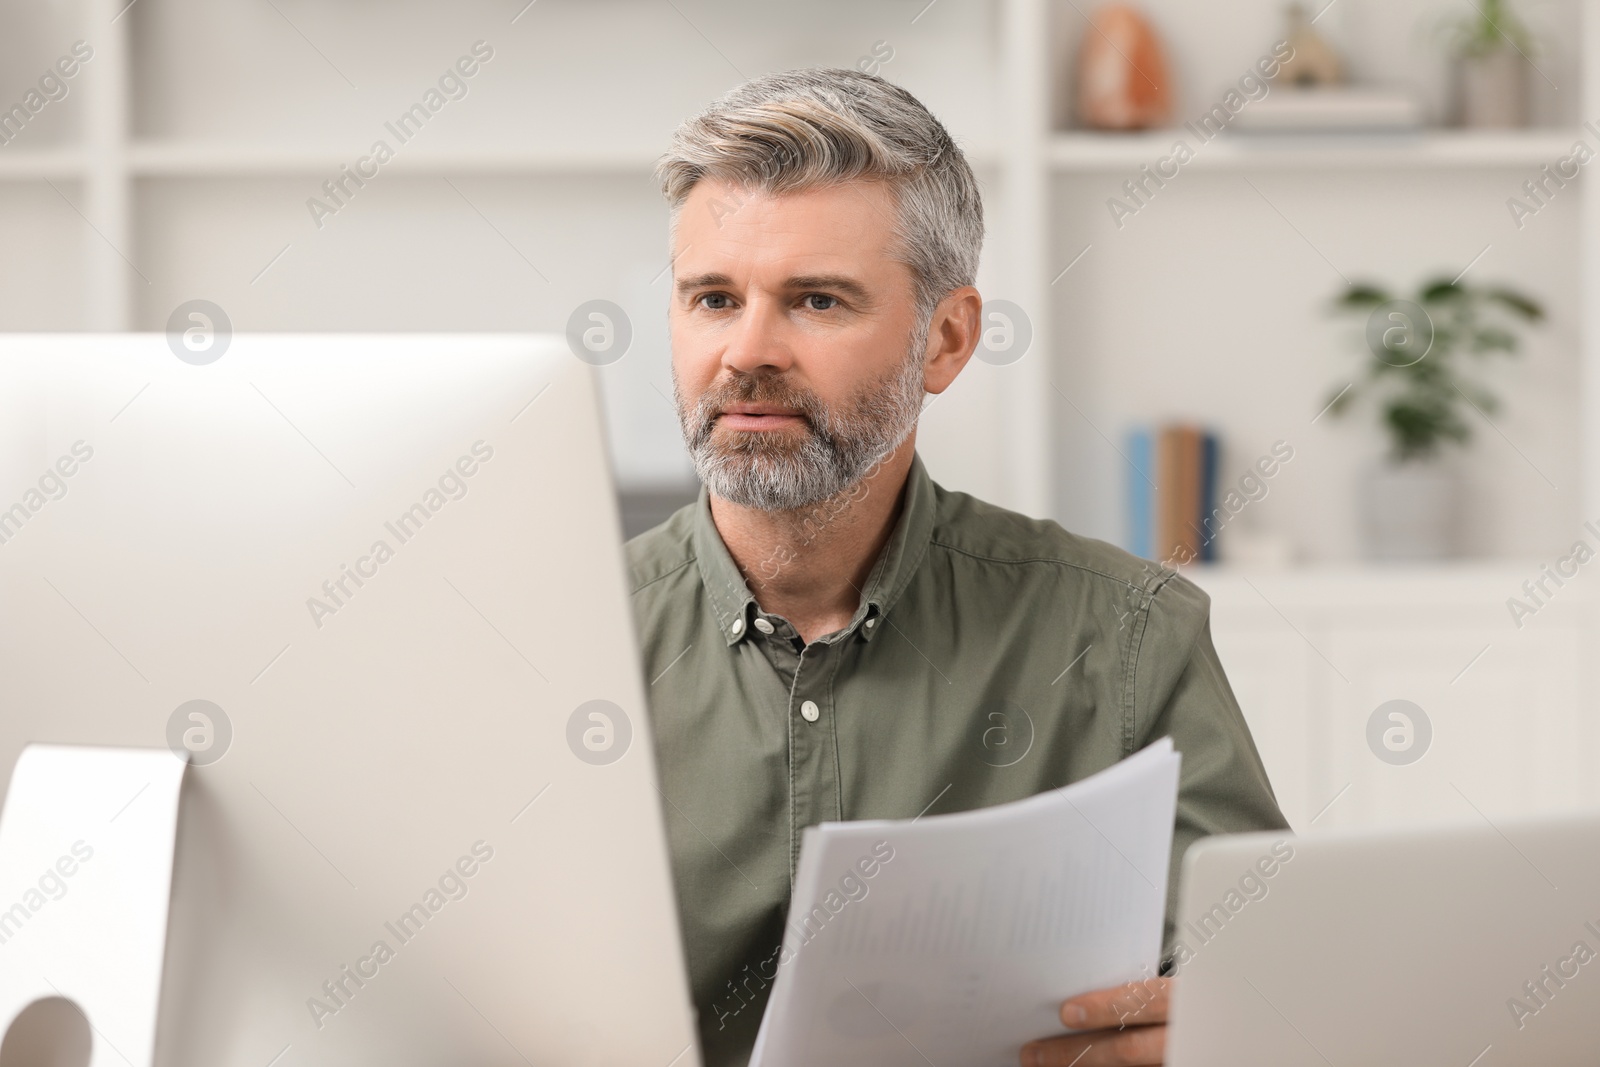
[[0, 335, 700, 1067]]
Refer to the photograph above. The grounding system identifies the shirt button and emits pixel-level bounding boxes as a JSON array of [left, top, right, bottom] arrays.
[[753, 617, 775, 635], [800, 700, 820, 722], [731, 618, 744, 636]]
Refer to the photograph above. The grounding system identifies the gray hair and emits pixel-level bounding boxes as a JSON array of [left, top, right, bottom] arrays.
[[656, 67, 985, 333]]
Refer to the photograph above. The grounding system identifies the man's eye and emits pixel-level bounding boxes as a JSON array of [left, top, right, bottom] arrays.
[[699, 293, 733, 310], [803, 294, 838, 311]]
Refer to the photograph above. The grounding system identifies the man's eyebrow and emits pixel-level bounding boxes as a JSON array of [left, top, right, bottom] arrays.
[[675, 272, 732, 296], [785, 274, 873, 304], [674, 272, 873, 304]]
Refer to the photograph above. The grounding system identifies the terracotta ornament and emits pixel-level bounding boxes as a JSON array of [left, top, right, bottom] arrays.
[[1075, 3, 1173, 130]]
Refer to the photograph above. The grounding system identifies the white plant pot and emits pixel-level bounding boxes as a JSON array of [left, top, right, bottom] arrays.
[[1361, 462, 1457, 561], [1457, 47, 1529, 129]]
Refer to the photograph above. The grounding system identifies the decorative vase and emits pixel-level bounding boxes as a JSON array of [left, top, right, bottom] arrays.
[[1074, 3, 1171, 130], [1275, 2, 1343, 87], [1457, 46, 1528, 128], [1360, 461, 1457, 560]]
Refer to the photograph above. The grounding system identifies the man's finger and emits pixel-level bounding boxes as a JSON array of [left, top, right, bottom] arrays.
[[1059, 976, 1172, 1030], [1020, 1023, 1166, 1067]]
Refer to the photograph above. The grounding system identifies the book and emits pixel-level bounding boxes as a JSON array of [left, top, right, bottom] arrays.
[[1157, 425, 1184, 565], [1125, 427, 1154, 561], [1176, 426, 1201, 563], [1126, 422, 1220, 566]]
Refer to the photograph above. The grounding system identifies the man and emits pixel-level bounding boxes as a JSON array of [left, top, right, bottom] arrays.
[[628, 68, 1288, 1067]]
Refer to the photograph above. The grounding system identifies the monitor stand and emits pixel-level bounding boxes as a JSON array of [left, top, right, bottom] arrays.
[[0, 745, 186, 1067]]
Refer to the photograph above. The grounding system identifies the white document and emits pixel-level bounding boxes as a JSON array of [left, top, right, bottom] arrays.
[[749, 737, 1181, 1067]]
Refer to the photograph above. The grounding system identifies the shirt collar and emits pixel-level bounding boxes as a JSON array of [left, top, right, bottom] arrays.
[[692, 453, 938, 647]]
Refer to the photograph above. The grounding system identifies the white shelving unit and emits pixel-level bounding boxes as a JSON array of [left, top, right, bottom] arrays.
[[0, 0, 1594, 544], [1044, 0, 1597, 566]]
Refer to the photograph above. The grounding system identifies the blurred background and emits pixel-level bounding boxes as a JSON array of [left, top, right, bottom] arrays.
[[2, 0, 1595, 830]]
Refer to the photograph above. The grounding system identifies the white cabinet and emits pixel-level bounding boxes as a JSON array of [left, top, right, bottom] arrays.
[[1194, 565, 1600, 832]]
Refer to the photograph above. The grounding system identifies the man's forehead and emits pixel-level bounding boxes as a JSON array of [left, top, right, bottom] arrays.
[[672, 178, 904, 290], [676, 178, 896, 251]]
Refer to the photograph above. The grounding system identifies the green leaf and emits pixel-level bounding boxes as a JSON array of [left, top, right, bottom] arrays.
[[1485, 287, 1545, 321], [1384, 399, 1448, 458], [1337, 284, 1390, 308], [1418, 279, 1466, 303]]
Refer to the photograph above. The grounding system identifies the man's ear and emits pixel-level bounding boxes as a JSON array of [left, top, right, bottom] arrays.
[[922, 286, 983, 395]]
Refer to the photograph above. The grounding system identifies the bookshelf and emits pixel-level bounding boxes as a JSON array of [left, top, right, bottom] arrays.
[[0, 0, 1595, 559], [1043, 0, 1597, 566]]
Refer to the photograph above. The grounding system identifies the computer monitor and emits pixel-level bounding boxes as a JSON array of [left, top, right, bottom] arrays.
[[0, 334, 701, 1067]]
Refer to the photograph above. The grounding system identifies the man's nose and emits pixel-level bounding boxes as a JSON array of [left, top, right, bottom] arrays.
[[721, 300, 794, 376]]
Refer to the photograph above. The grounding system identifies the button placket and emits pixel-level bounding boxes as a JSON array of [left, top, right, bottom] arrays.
[[786, 640, 841, 878]]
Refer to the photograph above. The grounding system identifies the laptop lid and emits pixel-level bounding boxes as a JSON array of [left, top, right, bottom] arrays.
[[1167, 816, 1600, 1066]]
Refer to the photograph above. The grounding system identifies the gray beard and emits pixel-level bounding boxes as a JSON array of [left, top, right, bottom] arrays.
[[675, 339, 926, 513]]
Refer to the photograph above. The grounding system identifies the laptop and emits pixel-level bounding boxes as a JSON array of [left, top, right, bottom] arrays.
[[0, 334, 701, 1067], [1167, 815, 1600, 1066]]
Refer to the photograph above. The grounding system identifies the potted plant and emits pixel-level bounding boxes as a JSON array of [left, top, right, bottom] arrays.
[[1322, 276, 1544, 560], [1440, 0, 1536, 127]]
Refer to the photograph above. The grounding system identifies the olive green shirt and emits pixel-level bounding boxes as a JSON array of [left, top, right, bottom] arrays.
[[626, 454, 1287, 1067]]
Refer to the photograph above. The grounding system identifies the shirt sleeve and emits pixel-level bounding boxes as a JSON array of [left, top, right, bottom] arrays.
[[1130, 570, 1292, 960]]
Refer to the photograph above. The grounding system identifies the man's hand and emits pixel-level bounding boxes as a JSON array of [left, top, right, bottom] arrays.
[[1019, 977, 1172, 1066]]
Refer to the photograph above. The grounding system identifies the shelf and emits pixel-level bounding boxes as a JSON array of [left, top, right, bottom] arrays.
[[127, 142, 671, 177], [123, 141, 1007, 178], [1049, 129, 1585, 172], [0, 148, 86, 181]]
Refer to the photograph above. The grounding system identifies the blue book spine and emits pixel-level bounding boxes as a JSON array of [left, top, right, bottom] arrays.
[[1199, 431, 1219, 562], [1126, 427, 1154, 560]]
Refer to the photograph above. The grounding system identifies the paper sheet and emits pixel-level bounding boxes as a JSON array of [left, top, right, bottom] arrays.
[[749, 737, 1180, 1067]]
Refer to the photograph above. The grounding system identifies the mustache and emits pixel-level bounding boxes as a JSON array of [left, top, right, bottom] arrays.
[[690, 373, 828, 438]]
